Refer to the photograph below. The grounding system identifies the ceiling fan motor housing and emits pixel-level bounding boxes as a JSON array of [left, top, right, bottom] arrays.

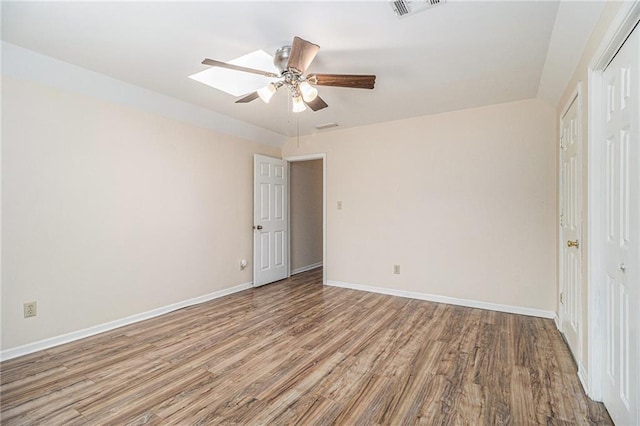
[[274, 46, 291, 73]]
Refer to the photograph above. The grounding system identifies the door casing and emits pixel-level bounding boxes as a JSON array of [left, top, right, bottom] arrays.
[[284, 153, 327, 284]]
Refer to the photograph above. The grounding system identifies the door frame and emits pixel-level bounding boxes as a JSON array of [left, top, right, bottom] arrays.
[[586, 1, 640, 400], [284, 153, 327, 284], [558, 83, 583, 380]]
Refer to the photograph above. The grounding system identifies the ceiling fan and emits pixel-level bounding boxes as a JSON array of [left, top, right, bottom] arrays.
[[201, 36, 376, 113]]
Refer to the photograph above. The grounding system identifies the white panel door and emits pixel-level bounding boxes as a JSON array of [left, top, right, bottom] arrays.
[[253, 154, 288, 287], [560, 94, 582, 362], [601, 24, 639, 426]]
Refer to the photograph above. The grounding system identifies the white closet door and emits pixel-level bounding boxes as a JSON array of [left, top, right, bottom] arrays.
[[601, 24, 639, 426]]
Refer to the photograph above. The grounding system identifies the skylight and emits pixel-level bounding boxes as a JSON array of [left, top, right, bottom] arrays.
[[189, 50, 279, 97]]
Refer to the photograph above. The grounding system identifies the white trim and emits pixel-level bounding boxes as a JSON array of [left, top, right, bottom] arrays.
[[590, 2, 640, 71], [291, 262, 323, 275], [0, 281, 253, 362], [553, 311, 590, 396], [587, 52, 606, 403], [586, 1, 640, 402], [578, 362, 589, 395], [284, 153, 327, 285], [284, 154, 327, 162], [1, 42, 287, 147], [287, 160, 291, 279], [560, 83, 583, 120], [326, 280, 556, 319]]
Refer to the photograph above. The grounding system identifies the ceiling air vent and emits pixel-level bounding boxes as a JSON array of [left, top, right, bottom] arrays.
[[391, 0, 445, 18], [315, 122, 339, 131]]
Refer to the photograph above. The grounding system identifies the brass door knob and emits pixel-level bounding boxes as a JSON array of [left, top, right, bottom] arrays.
[[567, 240, 579, 248]]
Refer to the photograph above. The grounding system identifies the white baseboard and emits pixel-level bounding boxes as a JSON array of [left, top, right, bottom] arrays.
[[554, 314, 585, 385], [2, 278, 555, 361], [325, 280, 556, 319], [578, 362, 589, 395], [554, 316, 590, 396], [0, 281, 253, 362], [291, 262, 323, 276]]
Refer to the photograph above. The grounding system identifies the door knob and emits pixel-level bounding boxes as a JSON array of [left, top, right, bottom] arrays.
[[567, 240, 579, 248], [253, 225, 263, 230], [619, 263, 626, 272]]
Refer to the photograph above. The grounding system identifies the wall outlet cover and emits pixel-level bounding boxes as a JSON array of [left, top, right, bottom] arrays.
[[23, 302, 37, 318]]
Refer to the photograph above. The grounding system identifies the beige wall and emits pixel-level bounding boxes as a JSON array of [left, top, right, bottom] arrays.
[[290, 160, 323, 272], [2, 49, 566, 353], [283, 99, 557, 312], [1, 76, 279, 350], [555, 1, 624, 373]]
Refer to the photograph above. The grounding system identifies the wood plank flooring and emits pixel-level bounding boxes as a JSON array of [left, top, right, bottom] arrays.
[[0, 268, 611, 425]]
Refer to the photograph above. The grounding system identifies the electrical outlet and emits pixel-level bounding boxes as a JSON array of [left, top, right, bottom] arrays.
[[394, 265, 400, 274], [23, 302, 37, 318]]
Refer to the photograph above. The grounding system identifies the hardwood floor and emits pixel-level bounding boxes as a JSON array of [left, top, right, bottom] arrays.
[[1, 268, 611, 425]]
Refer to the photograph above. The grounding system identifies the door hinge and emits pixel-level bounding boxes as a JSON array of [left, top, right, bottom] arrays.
[[560, 292, 564, 304], [560, 213, 565, 227]]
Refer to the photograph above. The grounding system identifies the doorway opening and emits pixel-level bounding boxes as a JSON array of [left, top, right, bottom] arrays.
[[285, 154, 327, 284]]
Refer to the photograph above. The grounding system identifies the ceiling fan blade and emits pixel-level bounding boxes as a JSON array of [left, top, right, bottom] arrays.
[[201, 59, 279, 78], [287, 36, 320, 74], [308, 74, 376, 89], [235, 92, 260, 104], [305, 95, 328, 112]]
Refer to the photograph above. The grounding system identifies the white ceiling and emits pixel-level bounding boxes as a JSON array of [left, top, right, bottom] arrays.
[[1, 1, 605, 138]]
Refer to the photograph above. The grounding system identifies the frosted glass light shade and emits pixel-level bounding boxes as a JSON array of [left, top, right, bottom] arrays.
[[292, 95, 307, 113], [299, 81, 318, 102], [257, 83, 277, 103]]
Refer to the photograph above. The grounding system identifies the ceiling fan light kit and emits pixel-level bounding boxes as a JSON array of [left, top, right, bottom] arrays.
[[298, 81, 318, 102], [201, 36, 376, 114], [257, 83, 277, 103], [292, 95, 307, 113]]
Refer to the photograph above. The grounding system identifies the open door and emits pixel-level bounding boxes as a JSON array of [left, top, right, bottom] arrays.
[[253, 154, 289, 287], [559, 91, 582, 365]]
